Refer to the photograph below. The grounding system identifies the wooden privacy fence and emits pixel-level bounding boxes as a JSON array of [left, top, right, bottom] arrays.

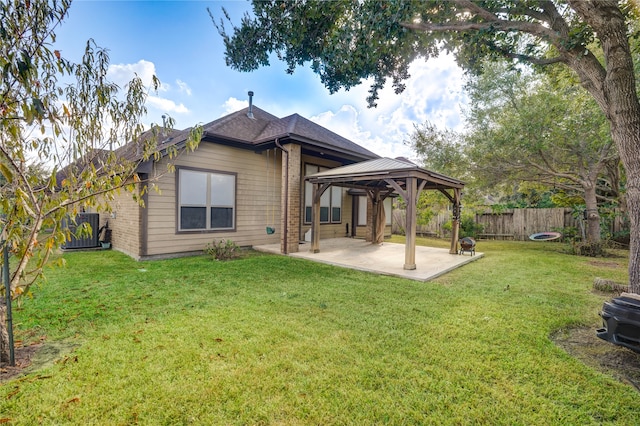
[[477, 208, 628, 241], [392, 207, 628, 241], [475, 208, 577, 240], [392, 209, 451, 238]]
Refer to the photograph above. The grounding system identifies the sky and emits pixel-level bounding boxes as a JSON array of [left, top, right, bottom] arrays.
[[53, 0, 469, 161]]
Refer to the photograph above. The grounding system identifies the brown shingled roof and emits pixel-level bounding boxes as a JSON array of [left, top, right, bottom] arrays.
[[118, 105, 379, 164], [263, 113, 377, 159], [201, 105, 280, 143], [114, 127, 185, 162]]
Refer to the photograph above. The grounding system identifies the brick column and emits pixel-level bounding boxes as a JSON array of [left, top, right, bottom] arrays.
[[281, 143, 301, 253]]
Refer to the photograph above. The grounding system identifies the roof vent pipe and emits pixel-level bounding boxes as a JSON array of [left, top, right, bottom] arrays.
[[247, 91, 254, 119]]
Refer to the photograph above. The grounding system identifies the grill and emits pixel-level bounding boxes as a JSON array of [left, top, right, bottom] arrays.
[[597, 294, 640, 353], [459, 237, 476, 256]]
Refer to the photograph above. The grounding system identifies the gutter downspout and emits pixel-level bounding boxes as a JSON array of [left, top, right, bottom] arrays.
[[275, 139, 289, 254]]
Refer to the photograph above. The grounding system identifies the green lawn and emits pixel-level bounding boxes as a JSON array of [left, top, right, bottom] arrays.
[[1, 239, 638, 424]]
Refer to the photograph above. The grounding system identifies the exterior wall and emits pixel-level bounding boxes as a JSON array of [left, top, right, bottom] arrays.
[[101, 185, 142, 259], [141, 143, 282, 259], [106, 140, 379, 260], [365, 196, 374, 242], [356, 224, 391, 239]]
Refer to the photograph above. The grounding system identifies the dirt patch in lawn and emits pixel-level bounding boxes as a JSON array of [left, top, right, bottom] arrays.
[[552, 326, 640, 391], [1, 340, 78, 383]]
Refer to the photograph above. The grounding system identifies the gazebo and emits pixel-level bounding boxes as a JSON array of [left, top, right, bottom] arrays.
[[306, 157, 465, 270]]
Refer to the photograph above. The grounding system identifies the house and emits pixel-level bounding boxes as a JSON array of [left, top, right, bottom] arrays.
[[101, 99, 396, 260]]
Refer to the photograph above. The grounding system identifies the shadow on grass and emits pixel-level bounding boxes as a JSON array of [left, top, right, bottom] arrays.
[[1, 339, 78, 383], [552, 325, 640, 392]]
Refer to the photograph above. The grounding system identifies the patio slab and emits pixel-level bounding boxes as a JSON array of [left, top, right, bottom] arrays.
[[254, 238, 483, 282]]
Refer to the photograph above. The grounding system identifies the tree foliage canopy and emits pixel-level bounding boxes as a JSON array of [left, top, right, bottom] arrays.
[[214, 0, 638, 108], [465, 62, 616, 196]]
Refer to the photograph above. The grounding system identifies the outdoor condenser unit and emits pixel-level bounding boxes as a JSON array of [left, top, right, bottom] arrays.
[[62, 213, 100, 249]]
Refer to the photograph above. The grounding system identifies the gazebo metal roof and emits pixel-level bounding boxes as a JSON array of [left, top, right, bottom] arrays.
[[306, 157, 464, 191]]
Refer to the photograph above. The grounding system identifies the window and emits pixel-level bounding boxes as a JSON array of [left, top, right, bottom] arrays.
[[357, 196, 392, 226], [384, 197, 392, 225], [178, 168, 235, 231], [304, 164, 342, 224], [357, 196, 367, 226], [331, 187, 342, 222]]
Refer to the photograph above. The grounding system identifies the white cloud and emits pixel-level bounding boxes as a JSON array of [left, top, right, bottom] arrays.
[[147, 95, 189, 114], [310, 106, 392, 158], [222, 97, 249, 115], [176, 79, 192, 96], [107, 60, 192, 118], [107, 59, 162, 90], [308, 53, 467, 162]]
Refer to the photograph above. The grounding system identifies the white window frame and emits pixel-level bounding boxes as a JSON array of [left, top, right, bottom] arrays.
[[177, 167, 236, 232]]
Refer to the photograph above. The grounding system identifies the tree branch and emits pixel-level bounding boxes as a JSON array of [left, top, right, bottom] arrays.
[[490, 48, 564, 65], [401, 19, 558, 43]]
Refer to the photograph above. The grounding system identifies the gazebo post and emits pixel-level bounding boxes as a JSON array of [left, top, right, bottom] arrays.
[[449, 188, 461, 254], [404, 176, 417, 270], [370, 189, 380, 243], [311, 182, 321, 253]]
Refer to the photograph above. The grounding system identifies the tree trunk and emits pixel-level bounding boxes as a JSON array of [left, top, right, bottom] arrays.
[[616, 131, 640, 294], [583, 184, 601, 243], [567, 3, 640, 292], [0, 300, 8, 363], [604, 53, 640, 292]]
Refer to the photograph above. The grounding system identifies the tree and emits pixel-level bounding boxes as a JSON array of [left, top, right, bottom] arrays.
[[463, 62, 618, 244], [0, 1, 199, 362], [214, 0, 640, 291], [408, 121, 468, 179]]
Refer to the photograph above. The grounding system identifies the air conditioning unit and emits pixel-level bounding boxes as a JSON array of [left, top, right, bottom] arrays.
[[62, 213, 100, 249]]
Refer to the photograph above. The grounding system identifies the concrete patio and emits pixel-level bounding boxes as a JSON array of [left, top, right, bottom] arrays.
[[254, 238, 483, 282]]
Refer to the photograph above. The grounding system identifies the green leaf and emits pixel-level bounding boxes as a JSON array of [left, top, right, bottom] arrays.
[[0, 163, 13, 183]]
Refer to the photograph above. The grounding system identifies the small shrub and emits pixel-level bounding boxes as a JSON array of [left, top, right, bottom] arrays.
[[579, 242, 605, 257], [459, 215, 484, 239], [204, 239, 239, 261], [553, 226, 579, 243], [564, 241, 605, 257]]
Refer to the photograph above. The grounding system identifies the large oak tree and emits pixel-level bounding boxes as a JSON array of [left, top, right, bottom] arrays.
[[214, 0, 640, 291], [463, 62, 618, 244]]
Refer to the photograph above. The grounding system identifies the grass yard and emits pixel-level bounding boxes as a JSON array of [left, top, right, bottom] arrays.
[[1, 238, 639, 424]]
